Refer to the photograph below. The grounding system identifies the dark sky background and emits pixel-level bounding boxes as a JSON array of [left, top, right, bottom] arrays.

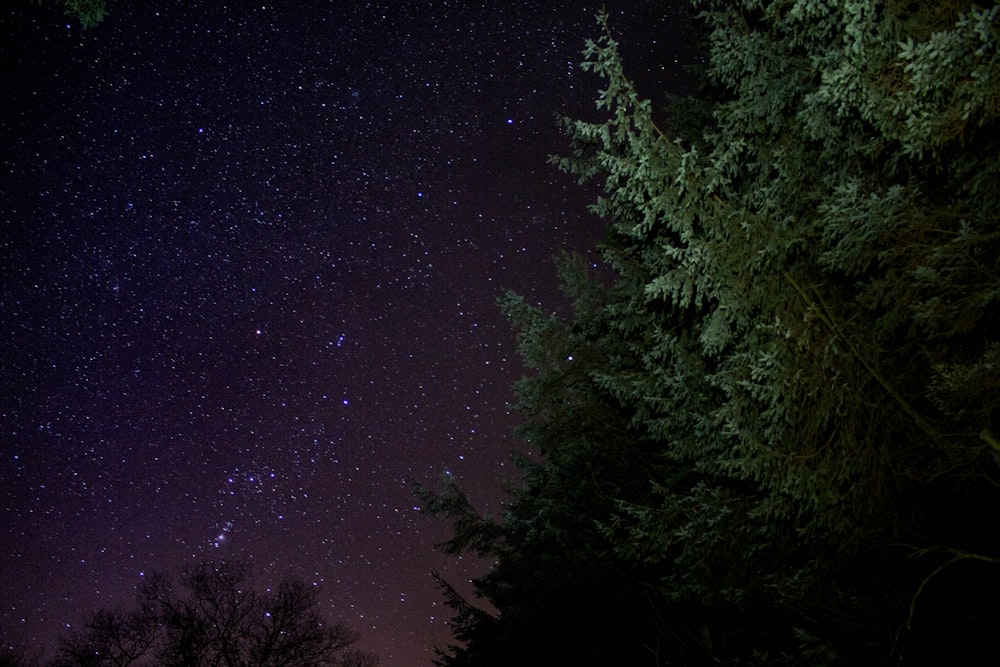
[[1, 2, 690, 663]]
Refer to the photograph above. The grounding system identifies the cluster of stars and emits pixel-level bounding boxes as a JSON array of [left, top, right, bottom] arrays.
[[1, 1, 682, 664], [211, 520, 234, 549]]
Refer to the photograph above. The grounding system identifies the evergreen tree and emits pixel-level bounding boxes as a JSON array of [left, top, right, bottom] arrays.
[[424, 1, 1000, 664], [31, 0, 106, 28]]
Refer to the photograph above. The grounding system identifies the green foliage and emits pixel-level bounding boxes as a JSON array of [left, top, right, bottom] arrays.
[[425, 1, 1000, 664], [32, 0, 106, 28]]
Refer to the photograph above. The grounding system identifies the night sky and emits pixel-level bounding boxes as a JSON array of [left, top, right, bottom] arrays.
[[1, 2, 686, 663]]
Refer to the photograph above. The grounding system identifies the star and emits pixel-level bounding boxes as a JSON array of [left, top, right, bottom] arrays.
[[0, 2, 681, 663]]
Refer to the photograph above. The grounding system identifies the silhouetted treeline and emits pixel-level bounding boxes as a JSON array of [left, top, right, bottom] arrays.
[[2, 560, 378, 667]]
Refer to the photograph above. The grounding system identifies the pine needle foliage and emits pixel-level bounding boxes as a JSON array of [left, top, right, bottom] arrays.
[[423, 2, 1000, 664], [33, 0, 107, 28]]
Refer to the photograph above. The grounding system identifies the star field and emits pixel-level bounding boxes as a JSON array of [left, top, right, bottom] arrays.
[[1, 2, 686, 663]]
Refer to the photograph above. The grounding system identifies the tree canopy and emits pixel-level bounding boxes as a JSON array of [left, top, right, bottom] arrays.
[[52, 560, 378, 667], [422, 1, 1000, 664], [32, 0, 106, 28]]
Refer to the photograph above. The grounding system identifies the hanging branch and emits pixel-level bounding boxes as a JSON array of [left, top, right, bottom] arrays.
[[782, 269, 945, 448], [892, 547, 1000, 663]]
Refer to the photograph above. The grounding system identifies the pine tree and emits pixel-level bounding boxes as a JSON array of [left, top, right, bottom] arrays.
[[425, 2, 1000, 663]]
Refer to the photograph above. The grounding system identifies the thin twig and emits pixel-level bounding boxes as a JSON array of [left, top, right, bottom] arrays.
[[782, 269, 944, 447], [893, 548, 1000, 662]]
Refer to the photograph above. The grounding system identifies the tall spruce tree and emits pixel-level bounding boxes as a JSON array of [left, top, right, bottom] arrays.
[[423, 2, 1000, 664]]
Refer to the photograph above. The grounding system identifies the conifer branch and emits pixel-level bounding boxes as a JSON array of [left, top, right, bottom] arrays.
[[596, 9, 670, 144], [781, 270, 943, 446], [894, 547, 1000, 662], [981, 428, 1000, 452]]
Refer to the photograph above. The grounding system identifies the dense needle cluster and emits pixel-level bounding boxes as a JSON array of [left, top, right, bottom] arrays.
[[424, 1, 1000, 664]]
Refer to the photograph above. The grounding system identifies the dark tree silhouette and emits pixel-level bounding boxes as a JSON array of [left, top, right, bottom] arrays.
[[57, 607, 158, 667], [55, 560, 378, 667], [0, 639, 45, 667]]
